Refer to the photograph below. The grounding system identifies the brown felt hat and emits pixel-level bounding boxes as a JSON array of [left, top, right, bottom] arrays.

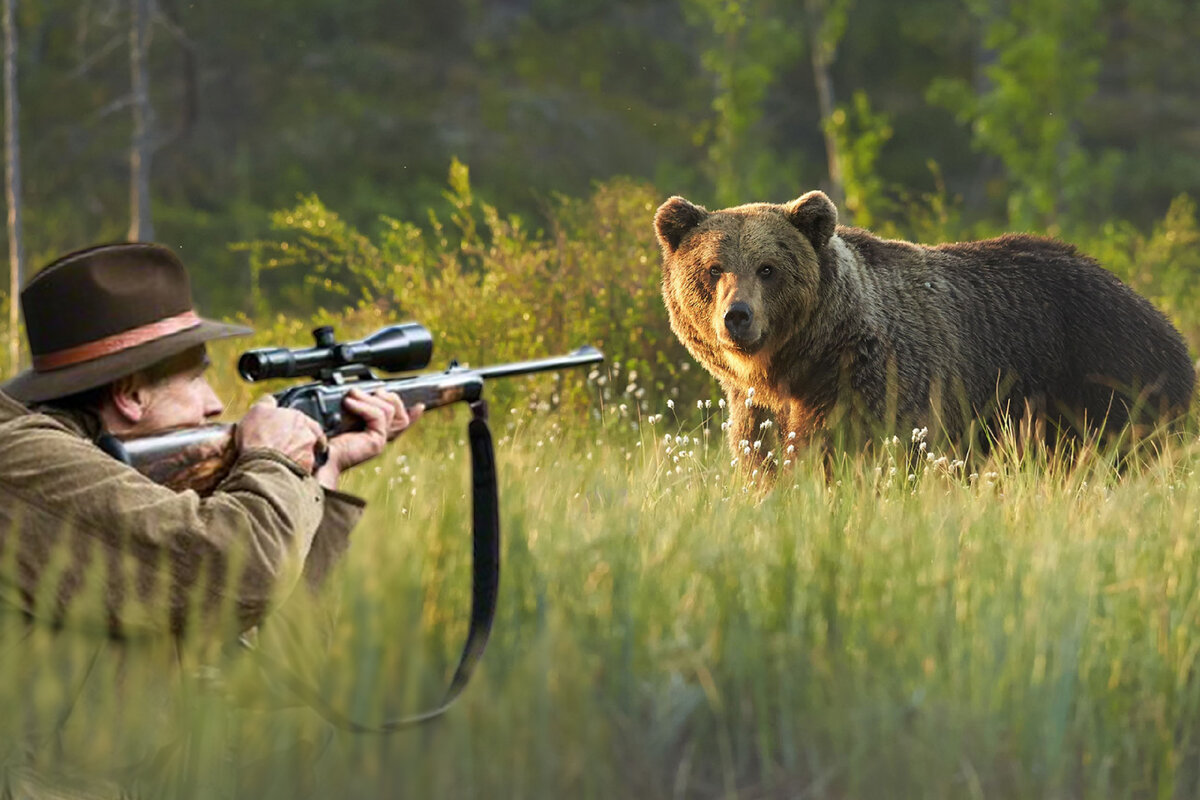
[[2, 243, 252, 404]]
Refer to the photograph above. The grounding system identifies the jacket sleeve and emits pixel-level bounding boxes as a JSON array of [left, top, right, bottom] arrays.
[[0, 413, 354, 638], [233, 488, 366, 711]]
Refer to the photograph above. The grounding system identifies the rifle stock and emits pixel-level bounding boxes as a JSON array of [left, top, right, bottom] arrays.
[[122, 424, 238, 495]]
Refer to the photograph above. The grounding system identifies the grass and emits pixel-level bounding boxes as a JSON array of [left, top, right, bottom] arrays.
[[6, 366, 1200, 799], [272, 396, 1200, 799]]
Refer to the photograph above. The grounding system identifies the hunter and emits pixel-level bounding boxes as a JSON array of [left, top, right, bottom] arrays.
[[0, 243, 421, 798]]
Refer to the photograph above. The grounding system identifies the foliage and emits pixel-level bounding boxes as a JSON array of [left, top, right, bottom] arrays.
[[925, 0, 1122, 231], [1079, 194, 1200, 342], [825, 90, 893, 228], [0, 0, 1195, 313], [681, 0, 805, 206], [234, 163, 712, 413]]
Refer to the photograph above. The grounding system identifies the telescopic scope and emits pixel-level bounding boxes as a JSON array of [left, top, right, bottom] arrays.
[[238, 323, 434, 382]]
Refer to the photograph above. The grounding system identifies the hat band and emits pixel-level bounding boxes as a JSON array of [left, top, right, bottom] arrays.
[[32, 310, 203, 372]]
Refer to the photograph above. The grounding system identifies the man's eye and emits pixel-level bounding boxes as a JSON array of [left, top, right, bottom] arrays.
[[758, 264, 774, 278], [709, 266, 722, 277]]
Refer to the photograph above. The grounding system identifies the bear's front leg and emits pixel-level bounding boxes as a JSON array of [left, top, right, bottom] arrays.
[[778, 400, 825, 467], [724, 386, 776, 476]]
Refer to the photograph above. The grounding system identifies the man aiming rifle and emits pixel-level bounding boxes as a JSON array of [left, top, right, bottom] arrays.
[[0, 242, 426, 798], [0, 242, 602, 797]]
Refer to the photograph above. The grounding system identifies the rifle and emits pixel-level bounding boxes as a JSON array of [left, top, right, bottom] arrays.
[[103, 323, 603, 731], [110, 323, 603, 493]]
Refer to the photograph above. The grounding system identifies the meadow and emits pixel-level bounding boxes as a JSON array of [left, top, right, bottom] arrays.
[[3, 174, 1200, 799], [118, 375, 1200, 799]]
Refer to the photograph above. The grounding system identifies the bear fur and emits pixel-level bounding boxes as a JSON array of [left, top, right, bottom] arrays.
[[654, 190, 1195, 470]]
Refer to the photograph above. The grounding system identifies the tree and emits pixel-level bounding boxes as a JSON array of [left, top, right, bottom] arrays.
[[804, 0, 852, 210], [683, 0, 802, 206], [926, 0, 1118, 230], [127, 0, 154, 240], [3, 0, 22, 372]]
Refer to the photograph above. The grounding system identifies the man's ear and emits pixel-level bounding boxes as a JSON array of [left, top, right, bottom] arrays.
[[654, 196, 709, 254], [783, 191, 838, 251], [109, 375, 147, 425]]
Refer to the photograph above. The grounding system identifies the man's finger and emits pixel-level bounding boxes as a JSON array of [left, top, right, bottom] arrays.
[[374, 391, 408, 432], [343, 392, 390, 437], [373, 391, 421, 438]]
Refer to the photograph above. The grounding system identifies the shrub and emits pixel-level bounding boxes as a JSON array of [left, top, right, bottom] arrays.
[[235, 162, 716, 415]]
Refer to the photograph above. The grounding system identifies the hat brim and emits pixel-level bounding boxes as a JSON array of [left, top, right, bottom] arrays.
[[1, 318, 253, 404]]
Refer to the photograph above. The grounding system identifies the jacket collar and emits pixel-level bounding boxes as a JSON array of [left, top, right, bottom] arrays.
[[0, 388, 105, 440], [0, 389, 26, 423]]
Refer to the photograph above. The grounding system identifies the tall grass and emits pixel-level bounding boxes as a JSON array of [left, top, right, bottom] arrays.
[[7, 380, 1199, 799]]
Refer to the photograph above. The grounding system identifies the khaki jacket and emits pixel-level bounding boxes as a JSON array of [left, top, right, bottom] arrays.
[[0, 390, 364, 793]]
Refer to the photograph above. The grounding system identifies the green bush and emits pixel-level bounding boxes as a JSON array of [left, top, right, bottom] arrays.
[[234, 161, 714, 417]]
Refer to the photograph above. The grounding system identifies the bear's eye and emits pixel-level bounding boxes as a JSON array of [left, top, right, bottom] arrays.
[[709, 265, 723, 277], [758, 264, 774, 278]]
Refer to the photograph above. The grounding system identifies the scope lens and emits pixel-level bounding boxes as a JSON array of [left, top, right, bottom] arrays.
[[238, 348, 291, 382]]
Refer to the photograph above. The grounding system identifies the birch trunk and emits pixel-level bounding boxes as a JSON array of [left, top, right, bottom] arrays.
[[3, 0, 22, 372], [805, 0, 845, 210], [128, 0, 154, 241]]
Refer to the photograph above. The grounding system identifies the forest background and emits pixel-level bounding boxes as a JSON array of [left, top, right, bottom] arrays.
[[0, 0, 1197, 386]]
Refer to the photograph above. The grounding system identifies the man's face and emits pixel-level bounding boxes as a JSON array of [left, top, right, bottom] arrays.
[[123, 346, 224, 435]]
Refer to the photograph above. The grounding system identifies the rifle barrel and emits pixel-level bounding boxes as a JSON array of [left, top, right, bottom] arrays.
[[471, 345, 604, 380]]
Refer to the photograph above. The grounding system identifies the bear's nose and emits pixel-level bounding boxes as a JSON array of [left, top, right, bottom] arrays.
[[724, 302, 753, 338]]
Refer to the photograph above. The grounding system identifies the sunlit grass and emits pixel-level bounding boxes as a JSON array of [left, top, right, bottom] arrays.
[[5, 360, 1200, 798], [296, 395, 1200, 799]]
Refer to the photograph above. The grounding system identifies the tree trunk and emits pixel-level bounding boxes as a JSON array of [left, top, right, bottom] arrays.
[[805, 0, 845, 210], [3, 0, 23, 373], [128, 0, 154, 241]]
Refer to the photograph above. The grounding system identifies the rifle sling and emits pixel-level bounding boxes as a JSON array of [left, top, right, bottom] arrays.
[[245, 399, 501, 732]]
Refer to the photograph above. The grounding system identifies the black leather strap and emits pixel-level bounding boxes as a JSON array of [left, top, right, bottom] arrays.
[[244, 400, 501, 731]]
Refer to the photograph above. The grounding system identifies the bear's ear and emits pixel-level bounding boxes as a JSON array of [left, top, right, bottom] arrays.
[[654, 196, 709, 254], [783, 191, 838, 250]]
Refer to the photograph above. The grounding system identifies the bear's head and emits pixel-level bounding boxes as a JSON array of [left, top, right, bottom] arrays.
[[654, 191, 837, 370]]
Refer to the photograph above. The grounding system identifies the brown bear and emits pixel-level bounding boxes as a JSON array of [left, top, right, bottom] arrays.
[[654, 190, 1195, 471]]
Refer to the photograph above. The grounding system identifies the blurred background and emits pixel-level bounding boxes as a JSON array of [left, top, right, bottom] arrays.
[[1, 0, 1198, 382]]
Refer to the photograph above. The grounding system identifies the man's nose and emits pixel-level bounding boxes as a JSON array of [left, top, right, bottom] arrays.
[[202, 382, 224, 418]]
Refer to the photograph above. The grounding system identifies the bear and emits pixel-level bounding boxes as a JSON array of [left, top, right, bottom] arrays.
[[654, 190, 1195, 472]]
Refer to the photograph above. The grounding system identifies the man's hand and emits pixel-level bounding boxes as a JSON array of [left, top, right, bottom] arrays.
[[315, 389, 423, 490], [237, 395, 328, 473]]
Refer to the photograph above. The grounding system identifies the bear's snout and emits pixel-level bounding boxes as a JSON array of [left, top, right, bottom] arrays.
[[724, 302, 755, 344]]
